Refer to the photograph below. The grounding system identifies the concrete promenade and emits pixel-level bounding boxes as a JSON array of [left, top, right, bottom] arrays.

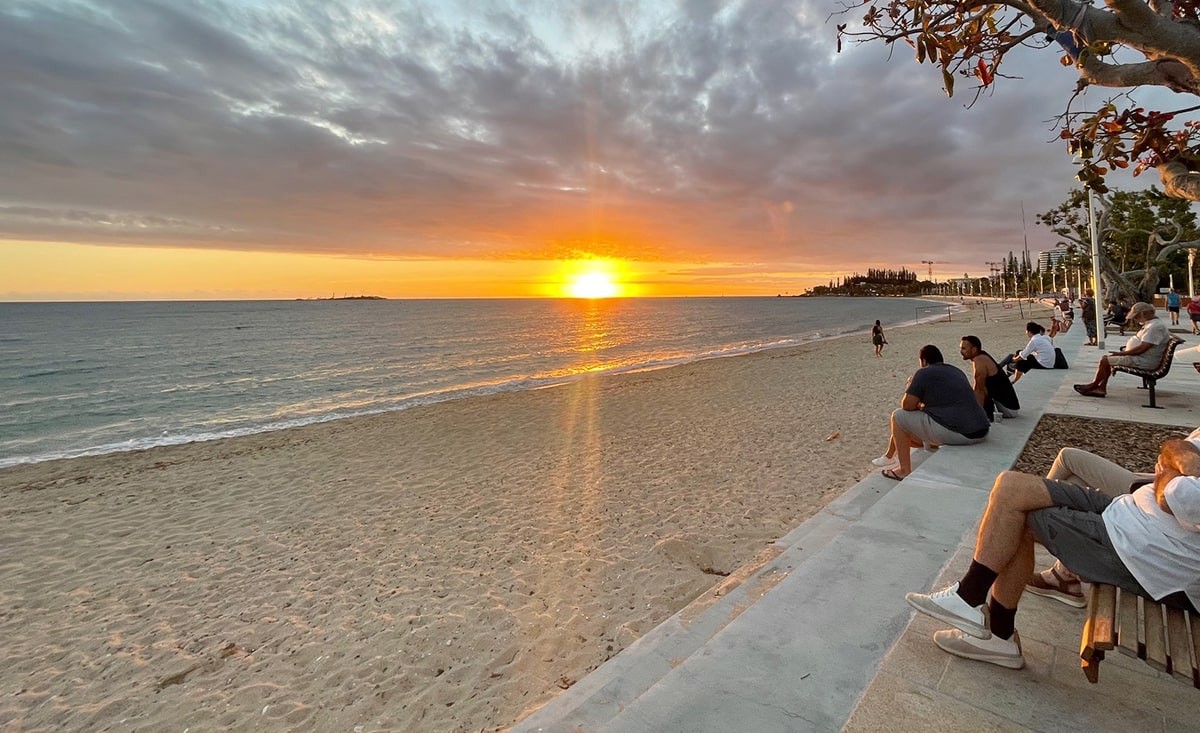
[[511, 319, 1200, 732]]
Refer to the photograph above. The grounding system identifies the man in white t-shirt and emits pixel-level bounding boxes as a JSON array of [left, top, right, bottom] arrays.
[[1073, 302, 1171, 398], [903, 438, 1200, 670]]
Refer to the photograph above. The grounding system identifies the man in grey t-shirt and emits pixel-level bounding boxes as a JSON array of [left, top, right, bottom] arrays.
[[878, 344, 989, 480]]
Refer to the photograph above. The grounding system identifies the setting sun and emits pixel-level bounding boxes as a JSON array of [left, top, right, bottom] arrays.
[[558, 259, 627, 298], [567, 272, 619, 298]]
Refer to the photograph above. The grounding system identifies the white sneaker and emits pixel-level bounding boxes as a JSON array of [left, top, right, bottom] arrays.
[[904, 583, 991, 639], [871, 455, 897, 467], [933, 628, 1025, 669]]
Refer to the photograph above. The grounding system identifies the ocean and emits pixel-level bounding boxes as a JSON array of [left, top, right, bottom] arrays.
[[0, 297, 949, 468]]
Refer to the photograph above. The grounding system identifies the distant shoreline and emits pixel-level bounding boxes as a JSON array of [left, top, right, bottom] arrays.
[[296, 295, 388, 301]]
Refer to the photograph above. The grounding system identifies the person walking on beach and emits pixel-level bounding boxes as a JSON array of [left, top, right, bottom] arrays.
[[871, 320, 887, 357], [903, 438, 1200, 670], [1078, 289, 1097, 346], [874, 345, 989, 481], [1168, 288, 1182, 325], [959, 336, 1019, 421], [1074, 302, 1170, 398]]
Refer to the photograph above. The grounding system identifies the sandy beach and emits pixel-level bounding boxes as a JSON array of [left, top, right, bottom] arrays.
[[0, 299, 1053, 732]]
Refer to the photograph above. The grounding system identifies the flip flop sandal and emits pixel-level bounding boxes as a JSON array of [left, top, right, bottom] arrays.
[[881, 468, 905, 481]]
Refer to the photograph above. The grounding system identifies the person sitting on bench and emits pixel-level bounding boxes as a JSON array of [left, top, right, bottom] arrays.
[[1027, 426, 1200, 606], [904, 439, 1200, 670], [1105, 299, 1130, 334], [1074, 302, 1170, 398]]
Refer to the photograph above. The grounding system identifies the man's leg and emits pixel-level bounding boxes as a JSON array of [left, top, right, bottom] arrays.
[[906, 472, 1052, 637], [1047, 448, 1139, 495], [1030, 449, 1148, 605], [890, 409, 916, 476]]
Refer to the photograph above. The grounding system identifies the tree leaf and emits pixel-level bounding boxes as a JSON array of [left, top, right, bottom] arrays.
[[942, 69, 955, 97]]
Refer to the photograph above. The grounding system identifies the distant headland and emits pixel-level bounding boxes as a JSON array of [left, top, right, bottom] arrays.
[[296, 295, 388, 301]]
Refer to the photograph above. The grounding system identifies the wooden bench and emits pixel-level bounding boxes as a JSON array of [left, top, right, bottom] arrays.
[[1080, 583, 1200, 688], [1109, 336, 1185, 408]]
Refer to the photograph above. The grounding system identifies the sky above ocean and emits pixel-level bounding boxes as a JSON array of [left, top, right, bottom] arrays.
[[0, 1, 1181, 300]]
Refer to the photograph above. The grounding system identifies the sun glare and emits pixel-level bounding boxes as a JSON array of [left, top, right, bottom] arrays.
[[567, 272, 619, 298], [560, 260, 626, 298]]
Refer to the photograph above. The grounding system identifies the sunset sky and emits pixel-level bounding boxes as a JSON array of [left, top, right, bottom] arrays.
[[0, 0, 1180, 300]]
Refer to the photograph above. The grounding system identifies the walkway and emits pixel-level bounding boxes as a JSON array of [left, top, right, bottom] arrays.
[[511, 321, 1200, 732]]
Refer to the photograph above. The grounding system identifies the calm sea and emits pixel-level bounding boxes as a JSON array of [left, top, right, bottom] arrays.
[[0, 297, 948, 468]]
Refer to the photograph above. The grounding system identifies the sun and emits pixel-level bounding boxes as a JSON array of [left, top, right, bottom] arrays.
[[558, 260, 627, 298], [567, 272, 620, 298]]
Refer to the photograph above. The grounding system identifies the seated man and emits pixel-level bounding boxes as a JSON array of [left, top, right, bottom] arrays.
[[876, 344, 989, 480], [1105, 299, 1130, 335], [1074, 302, 1170, 398], [959, 335, 1019, 421], [996, 322, 1055, 383], [905, 438, 1200, 669], [1027, 424, 1200, 606]]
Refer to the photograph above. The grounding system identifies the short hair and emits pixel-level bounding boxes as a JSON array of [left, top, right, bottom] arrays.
[[1025, 321, 1044, 335], [919, 344, 944, 364], [961, 335, 982, 350]]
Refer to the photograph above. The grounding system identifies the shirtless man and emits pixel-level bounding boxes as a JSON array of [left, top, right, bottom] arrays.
[[959, 335, 1020, 421]]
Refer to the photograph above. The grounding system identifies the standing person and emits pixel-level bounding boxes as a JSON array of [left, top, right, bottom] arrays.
[[1074, 302, 1170, 398], [871, 320, 887, 357], [876, 345, 989, 480], [1188, 294, 1200, 335], [1078, 289, 1097, 346], [996, 322, 1056, 383], [959, 336, 1020, 421], [1168, 288, 1182, 325]]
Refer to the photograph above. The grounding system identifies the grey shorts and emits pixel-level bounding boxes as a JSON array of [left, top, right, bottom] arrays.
[[1027, 480, 1148, 596], [891, 409, 985, 446]]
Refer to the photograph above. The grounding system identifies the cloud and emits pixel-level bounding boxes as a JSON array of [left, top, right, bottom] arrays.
[[0, 0, 1153, 277]]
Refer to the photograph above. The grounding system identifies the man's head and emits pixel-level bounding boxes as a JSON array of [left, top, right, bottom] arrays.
[[1085, 289, 1094, 298], [919, 344, 944, 365], [1025, 321, 1044, 336], [959, 335, 982, 360], [1128, 302, 1156, 323]]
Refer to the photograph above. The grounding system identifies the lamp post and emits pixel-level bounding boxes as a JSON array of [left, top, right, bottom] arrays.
[[1190, 249, 1196, 297]]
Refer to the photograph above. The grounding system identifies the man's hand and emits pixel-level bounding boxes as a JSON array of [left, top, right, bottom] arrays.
[[1153, 439, 1200, 515]]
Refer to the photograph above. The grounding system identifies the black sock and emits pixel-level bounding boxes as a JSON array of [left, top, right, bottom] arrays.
[[988, 597, 1017, 640], [956, 560, 998, 607]]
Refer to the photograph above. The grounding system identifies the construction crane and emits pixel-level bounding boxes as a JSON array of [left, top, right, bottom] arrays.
[[985, 261, 1003, 297], [921, 260, 936, 281]]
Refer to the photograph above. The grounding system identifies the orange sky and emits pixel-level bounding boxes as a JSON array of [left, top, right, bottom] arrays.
[[2, 241, 837, 300]]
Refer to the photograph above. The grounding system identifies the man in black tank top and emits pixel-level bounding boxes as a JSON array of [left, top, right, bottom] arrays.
[[960, 336, 1020, 421]]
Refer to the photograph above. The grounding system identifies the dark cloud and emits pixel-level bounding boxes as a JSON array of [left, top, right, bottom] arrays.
[[0, 0, 1159, 278]]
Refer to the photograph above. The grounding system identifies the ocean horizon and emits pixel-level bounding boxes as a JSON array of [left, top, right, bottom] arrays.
[[0, 296, 950, 468]]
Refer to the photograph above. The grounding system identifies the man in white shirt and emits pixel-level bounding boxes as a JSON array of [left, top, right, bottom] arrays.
[[1073, 302, 1171, 398], [903, 438, 1200, 670]]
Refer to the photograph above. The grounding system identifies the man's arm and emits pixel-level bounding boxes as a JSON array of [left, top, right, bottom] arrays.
[[1113, 341, 1154, 357], [1153, 439, 1200, 515], [970, 357, 987, 406]]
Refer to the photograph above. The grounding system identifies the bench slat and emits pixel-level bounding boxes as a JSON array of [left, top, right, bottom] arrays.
[[1166, 606, 1192, 682], [1189, 611, 1200, 689], [1116, 589, 1140, 658], [1144, 597, 1170, 670], [1081, 584, 1116, 682]]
